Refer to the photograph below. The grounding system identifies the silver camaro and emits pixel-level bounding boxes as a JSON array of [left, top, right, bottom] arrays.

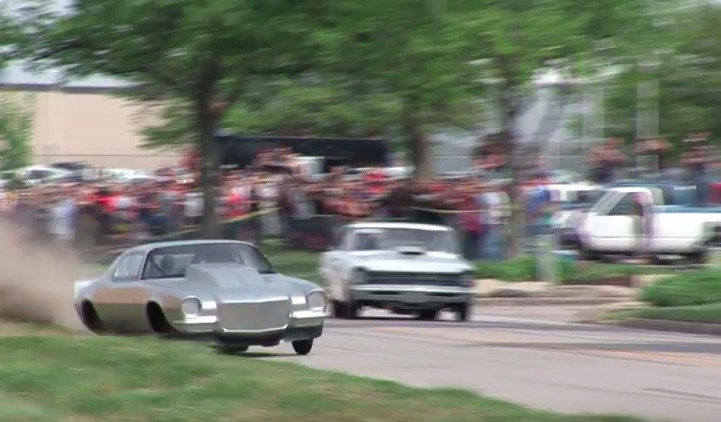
[[73, 240, 327, 355], [319, 222, 475, 321]]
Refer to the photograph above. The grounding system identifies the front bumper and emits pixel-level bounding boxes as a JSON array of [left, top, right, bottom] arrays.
[[351, 284, 473, 309], [172, 310, 325, 346]]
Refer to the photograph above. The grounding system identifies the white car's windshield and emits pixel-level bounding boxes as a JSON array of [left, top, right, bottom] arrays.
[[353, 227, 457, 253]]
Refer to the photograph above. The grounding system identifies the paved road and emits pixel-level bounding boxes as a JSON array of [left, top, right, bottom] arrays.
[[272, 307, 721, 422]]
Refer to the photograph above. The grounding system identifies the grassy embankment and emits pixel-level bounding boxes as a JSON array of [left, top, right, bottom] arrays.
[[0, 334, 647, 422], [603, 269, 721, 324]]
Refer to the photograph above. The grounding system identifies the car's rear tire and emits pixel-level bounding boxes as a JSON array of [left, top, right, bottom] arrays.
[[455, 302, 472, 322], [80, 301, 105, 334], [417, 309, 438, 321], [292, 339, 313, 355]]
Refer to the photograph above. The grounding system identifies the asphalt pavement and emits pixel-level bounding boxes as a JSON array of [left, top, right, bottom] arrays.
[[271, 306, 721, 422]]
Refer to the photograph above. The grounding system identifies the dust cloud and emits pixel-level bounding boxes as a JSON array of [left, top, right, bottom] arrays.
[[0, 221, 88, 331]]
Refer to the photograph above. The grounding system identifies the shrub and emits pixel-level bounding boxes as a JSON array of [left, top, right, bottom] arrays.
[[473, 256, 645, 283], [639, 269, 721, 307]]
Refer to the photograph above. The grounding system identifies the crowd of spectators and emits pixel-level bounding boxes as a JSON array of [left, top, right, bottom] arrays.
[[1, 133, 718, 261]]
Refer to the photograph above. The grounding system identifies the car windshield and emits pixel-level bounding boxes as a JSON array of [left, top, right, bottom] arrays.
[[352, 227, 458, 253], [141, 243, 275, 279]]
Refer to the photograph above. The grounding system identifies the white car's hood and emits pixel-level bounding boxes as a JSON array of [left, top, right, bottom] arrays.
[[348, 251, 472, 273]]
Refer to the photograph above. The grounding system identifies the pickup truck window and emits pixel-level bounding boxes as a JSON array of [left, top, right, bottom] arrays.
[[607, 194, 636, 216]]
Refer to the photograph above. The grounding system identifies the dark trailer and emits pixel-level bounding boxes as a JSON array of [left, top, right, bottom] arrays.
[[217, 134, 391, 171]]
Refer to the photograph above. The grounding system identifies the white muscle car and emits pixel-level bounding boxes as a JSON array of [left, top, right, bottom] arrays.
[[578, 183, 721, 263], [319, 222, 475, 321]]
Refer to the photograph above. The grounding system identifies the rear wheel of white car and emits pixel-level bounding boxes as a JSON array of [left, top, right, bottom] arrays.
[[292, 339, 313, 355], [455, 303, 472, 322]]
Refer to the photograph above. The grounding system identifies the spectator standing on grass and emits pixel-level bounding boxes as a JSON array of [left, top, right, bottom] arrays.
[[49, 185, 77, 244], [631, 191, 653, 263]]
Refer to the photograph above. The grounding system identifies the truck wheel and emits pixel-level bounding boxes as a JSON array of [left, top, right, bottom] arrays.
[[686, 250, 708, 265], [331, 300, 346, 318], [455, 302, 472, 322], [416, 309, 438, 321], [292, 339, 314, 355]]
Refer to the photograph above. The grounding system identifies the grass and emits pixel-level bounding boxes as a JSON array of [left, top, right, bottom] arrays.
[[0, 334, 647, 422], [604, 303, 721, 324]]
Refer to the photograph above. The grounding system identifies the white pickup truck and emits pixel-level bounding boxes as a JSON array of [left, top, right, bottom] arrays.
[[577, 183, 721, 263]]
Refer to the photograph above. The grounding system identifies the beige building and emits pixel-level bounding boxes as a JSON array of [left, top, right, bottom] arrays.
[[0, 65, 182, 170]]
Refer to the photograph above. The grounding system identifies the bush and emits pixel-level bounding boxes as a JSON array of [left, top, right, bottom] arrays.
[[639, 269, 721, 307], [473, 256, 648, 283]]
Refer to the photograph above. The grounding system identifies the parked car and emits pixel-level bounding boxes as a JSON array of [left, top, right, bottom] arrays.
[[73, 240, 327, 355], [578, 181, 721, 263], [318, 221, 475, 321]]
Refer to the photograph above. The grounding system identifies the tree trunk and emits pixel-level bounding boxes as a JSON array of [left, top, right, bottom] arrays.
[[402, 102, 431, 179], [499, 91, 523, 258], [195, 102, 221, 238]]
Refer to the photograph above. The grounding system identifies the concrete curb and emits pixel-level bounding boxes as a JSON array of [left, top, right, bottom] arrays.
[[616, 318, 721, 336], [474, 297, 626, 306]]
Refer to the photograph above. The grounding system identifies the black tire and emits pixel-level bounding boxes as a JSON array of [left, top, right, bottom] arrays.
[[292, 339, 313, 355], [455, 302, 472, 322], [331, 300, 346, 318], [417, 309, 438, 321], [339, 291, 360, 319], [80, 301, 105, 334], [217, 345, 249, 355], [686, 249, 708, 265]]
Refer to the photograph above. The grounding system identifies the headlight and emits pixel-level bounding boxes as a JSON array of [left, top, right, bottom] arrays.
[[352, 268, 367, 284], [181, 298, 202, 316], [307, 291, 327, 311], [459, 272, 475, 288]]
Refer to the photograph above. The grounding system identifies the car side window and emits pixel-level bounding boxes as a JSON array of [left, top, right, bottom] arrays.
[[607, 194, 635, 216], [113, 253, 144, 281]]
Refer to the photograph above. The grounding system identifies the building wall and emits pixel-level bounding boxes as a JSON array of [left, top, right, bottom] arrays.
[[1, 88, 181, 170]]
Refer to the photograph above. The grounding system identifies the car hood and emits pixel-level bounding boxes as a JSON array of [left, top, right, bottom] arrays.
[[348, 251, 472, 273], [145, 263, 310, 302]]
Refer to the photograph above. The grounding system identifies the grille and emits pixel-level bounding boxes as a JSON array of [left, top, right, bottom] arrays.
[[217, 300, 291, 332], [366, 272, 459, 287]]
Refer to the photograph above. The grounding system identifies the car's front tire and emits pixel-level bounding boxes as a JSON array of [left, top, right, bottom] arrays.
[[455, 302, 472, 322], [417, 309, 438, 321], [292, 339, 313, 355]]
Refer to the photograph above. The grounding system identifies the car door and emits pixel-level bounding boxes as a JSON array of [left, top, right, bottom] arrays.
[[91, 252, 148, 333], [596, 192, 641, 252]]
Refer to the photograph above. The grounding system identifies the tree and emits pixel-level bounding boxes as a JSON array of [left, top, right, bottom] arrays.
[[306, 0, 656, 254], [602, 4, 721, 148], [0, 95, 34, 171], [19, 0, 321, 236]]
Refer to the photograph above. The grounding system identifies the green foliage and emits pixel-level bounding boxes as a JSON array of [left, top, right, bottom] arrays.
[[459, 255, 654, 282], [0, 95, 34, 171], [609, 303, 721, 324], [601, 4, 721, 145], [639, 269, 721, 307]]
